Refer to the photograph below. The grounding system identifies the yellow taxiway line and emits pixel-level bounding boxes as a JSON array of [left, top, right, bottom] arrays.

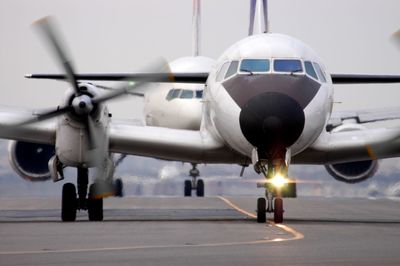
[[218, 196, 304, 241]]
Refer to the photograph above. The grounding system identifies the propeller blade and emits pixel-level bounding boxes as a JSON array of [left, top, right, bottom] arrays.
[[34, 16, 80, 96], [91, 81, 144, 105], [14, 105, 73, 126], [95, 84, 144, 97], [91, 58, 169, 104]]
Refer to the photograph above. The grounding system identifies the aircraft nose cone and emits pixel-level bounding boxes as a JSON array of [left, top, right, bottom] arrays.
[[262, 116, 283, 133], [239, 92, 305, 151]]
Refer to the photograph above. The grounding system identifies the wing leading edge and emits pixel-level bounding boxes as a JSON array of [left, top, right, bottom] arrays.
[[25, 73, 209, 84], [26, 73, 400, 85], [109, 120, 248, 164], [294, 126, 400, 165]]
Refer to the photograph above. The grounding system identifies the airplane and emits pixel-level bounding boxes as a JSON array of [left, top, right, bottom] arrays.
[[142, 0, 215, 197], [2, 0, 400, 223]]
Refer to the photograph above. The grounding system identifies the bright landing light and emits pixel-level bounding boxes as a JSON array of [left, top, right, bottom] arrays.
[[270, 174, 288, 188]]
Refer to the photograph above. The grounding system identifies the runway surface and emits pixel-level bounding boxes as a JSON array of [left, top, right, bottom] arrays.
[[0, 196, 400, 265]]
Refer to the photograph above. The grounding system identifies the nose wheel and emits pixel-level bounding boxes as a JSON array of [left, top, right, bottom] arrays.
[[255, 155, 287, 224], [257, 195, 284, 224], [184, 163, 204, 197]]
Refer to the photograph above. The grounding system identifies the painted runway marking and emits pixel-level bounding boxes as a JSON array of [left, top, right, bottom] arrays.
[[218, 196, 304, 241]]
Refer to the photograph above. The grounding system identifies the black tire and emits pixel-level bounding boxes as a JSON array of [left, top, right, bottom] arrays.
[[184, 180, 192, 197], [274, 197, 284, 224], [196, 179, 204, 197], [88, 184, 103, 221], [62, 183, 77, 222], [114, 178, 124, 197], [257, 197, 266, 223]]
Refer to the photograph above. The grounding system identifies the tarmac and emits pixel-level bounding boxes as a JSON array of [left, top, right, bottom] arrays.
[[0, 196, 400, 265]]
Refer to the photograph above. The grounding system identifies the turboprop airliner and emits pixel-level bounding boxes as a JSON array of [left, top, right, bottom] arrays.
[[2, 0, 400, 223]]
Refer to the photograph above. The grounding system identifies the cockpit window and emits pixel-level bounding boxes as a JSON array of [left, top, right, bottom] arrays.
[[225, 61, 239, 79], [166, 89, 203, 100], [166, 89, 175, 101], [240, 59, 270, 73], [274, 59, 303, 73], [180, 90, 194, 99], [195, 90, 203, 99], [216, 62, 230, 82], [304, 61, 318, 80], [313, 62, 327, 83], [166, 89, 181, 101]]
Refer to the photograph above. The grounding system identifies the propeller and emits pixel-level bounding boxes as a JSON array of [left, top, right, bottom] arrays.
[[15, 16, 167, 197]]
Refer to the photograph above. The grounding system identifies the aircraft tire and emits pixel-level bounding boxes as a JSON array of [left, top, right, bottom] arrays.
[[88, 184, 103, 221], [61, 183, 77, 222], [184, 180, 192, 197], [196, 179, 204, 197], [257, 197, 266, 223], [114, 178, 124, 197], [274, 197, 284, 223]]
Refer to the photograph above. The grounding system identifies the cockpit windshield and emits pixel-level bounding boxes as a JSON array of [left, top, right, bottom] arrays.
[[166, 89, 203, 101], [240, 59, 270, 73], [274, 59, 303, 73]]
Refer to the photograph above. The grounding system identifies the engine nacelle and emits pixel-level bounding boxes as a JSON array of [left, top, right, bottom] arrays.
[[325, 123, 378, 183], [325, 160, 378, 183], [8, 141, 55, 181]]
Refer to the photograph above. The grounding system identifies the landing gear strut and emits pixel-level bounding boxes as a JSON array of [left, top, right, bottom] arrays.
[[184, 163, 204, 197], [255, 150, 288, 224]]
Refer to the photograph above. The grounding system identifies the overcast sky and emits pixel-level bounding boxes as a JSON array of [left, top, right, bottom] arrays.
[[1, 0, 400, 118]]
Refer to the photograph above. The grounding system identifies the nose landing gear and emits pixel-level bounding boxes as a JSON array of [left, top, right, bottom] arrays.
[[184, 163, 204, 197], [254, 149, 294, 224]]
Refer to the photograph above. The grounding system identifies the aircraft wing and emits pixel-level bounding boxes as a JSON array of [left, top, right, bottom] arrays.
[[108, 120, 247, 164], [26, 73, 209, 84], [327, 107, 400, 130], [293, 126, 400, 165], [26, 73, 400, 85], [0, 106, 56, 144]]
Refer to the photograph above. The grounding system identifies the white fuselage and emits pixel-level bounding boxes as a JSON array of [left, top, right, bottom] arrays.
[[203, 33, 334, 159], [144, 56, 215, 130]]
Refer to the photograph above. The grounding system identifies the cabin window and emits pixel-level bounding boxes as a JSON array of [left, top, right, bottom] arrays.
[[304, 61, 318, 80], [225, 61, 239, 79], [216, 62, 230, 82], [274, 59, 303, 73], [240, 59, 270, 73], [313, 62, 327, 83]]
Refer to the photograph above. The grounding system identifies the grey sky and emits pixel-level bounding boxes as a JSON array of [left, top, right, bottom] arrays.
[[1, 0, 400, 118]]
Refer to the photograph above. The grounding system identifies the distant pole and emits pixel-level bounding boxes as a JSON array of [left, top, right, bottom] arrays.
[[263, 0, 268, 33], [248, 0, 256, 36], [192, 0, 201, 57], [249, 0, 269, 35]]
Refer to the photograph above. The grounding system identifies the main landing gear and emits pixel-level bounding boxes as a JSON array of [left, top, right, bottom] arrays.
[[61, 167, 124, 222], [184, 163, 204, 197]]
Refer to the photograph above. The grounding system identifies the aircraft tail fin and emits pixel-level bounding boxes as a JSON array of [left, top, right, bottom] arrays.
[[248, 0, 268, 35], [192, 0, 201, 56]]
